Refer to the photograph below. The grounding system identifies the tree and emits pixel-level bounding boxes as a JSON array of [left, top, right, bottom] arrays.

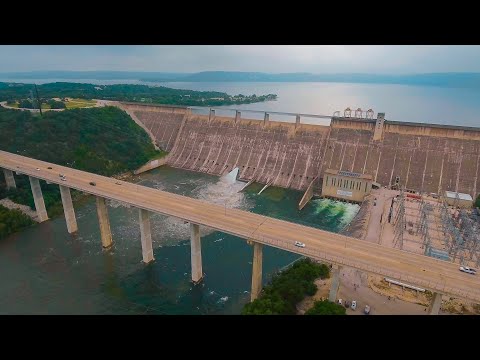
[[0, 106, 162, 218], [47, 99, 66, 109], [242, 259, 330, 315], [0, 205, 34, 239], [475, 194, 480, 208], [18, 99, 34, 109], [305, 300, 346, 315]]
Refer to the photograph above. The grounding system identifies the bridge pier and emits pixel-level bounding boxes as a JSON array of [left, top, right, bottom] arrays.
[[328, 264, 342, 302], [3, 169, 16, 189], [427, 292, 443, 315], [59, 185, 77, 234], [29, 176, 48, 222], [251, 242, 263, 302], [190, 223, 203, 283], [139, 209, 155, 263], [96, 197, 113, 249], [235, 110, 241, 124], [295, 114, 301, 128]]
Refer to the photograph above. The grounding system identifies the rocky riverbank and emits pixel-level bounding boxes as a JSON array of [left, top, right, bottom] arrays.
[[0, 198, 39, 222]]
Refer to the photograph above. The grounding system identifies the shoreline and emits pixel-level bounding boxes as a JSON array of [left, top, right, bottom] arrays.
[[0, 198, 39, 222]]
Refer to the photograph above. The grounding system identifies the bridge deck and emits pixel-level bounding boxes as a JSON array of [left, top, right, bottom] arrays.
[[1, 150, 479, 302]]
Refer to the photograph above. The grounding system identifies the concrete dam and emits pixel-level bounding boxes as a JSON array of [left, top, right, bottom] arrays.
[[121, 103, 480, 198]]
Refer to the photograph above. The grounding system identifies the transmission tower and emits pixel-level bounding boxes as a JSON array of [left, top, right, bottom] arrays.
[[34, 84, 42, 116]]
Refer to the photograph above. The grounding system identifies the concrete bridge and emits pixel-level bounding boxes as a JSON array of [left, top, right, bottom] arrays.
[[2, 150, 480, 314]]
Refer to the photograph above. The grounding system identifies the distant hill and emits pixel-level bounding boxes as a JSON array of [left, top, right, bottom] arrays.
[[2, 71, 480, 89], [0, 71, 189, 81], [163, 71, 480, 88], [0, 81, 277, 106]]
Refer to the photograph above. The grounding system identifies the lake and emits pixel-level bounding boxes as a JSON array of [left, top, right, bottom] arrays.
[[2, 78, 478, 127]]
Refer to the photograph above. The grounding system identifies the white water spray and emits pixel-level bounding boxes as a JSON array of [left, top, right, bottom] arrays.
[[150, 168, 253, 245]]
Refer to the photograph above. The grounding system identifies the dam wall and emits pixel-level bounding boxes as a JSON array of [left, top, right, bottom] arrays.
[[121, 103, 189, 152], [122, 103, 480, 197], [166, 114, 330, 191], [327, 117, 480, 196]]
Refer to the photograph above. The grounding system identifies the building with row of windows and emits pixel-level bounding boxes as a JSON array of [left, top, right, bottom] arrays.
[[321, 169, 373, 203]]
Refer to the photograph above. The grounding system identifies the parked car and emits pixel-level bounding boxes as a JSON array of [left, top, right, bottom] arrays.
[[351, 300, 357, 310], [36, 168, 40, 171], [459, 266, 477, 275], [344, 300, 351, 308], [89, 182, 96, 186], [337, 299, 343, 306], [364, 305, 371, 314], [294, 241, 306, 248]]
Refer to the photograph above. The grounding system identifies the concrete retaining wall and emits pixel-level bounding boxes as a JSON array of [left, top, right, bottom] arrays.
[[134, 157, 168, 175]]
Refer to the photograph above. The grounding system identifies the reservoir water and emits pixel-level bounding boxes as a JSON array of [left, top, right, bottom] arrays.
[[0, 166, 359, 314], [2, 78, 479, 126]]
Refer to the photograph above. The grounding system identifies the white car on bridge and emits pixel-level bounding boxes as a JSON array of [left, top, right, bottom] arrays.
[[459, 266, 477, 275], [295, 241, 305, 248]]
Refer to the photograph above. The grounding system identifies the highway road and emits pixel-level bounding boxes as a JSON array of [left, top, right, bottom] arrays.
[[1, 150, 480, 303]]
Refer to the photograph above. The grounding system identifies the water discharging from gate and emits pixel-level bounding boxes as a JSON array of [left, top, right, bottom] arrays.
[[221, 167, 239, 184]]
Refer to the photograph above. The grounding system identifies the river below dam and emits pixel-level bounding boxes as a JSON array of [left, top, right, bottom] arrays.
[[0, 166, 359, 314]]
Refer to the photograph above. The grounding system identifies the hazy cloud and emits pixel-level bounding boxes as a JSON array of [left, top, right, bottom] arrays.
[[1, 45, 480, 73]]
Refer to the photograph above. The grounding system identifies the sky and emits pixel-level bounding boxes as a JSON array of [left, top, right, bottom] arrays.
[[1, 45, 480, 74]]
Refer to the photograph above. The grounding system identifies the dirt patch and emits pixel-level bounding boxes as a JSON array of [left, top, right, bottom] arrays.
[[297, 278, 332, 314], [368, 276, 430, 306], [440, 298, 480, 315], [368, 276, 480, 314]]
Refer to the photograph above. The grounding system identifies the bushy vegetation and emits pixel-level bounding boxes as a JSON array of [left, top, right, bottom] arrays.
[[305, 300, 346, 315], [242, 258, 330, 315], [0, 106, 159, 174], [0, 82, 277, 107], [475, 194, 480, 208], [0, 204, 35, 239], [18, 99, 35, 109], [0, 106, 161, 217], [47, 99, 66, 109]]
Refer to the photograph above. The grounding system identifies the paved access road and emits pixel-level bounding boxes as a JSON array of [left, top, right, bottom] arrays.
[[1, 150, 479, 302]]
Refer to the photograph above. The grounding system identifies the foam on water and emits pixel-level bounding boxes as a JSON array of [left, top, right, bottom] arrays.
[[311, 198, 360, 229], [107, 200, 132, 209], [141, 169, 254, 245], [193, 169, 253, 211]]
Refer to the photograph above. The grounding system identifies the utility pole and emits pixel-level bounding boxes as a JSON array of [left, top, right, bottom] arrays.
[[34, 84, 42, 116]]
